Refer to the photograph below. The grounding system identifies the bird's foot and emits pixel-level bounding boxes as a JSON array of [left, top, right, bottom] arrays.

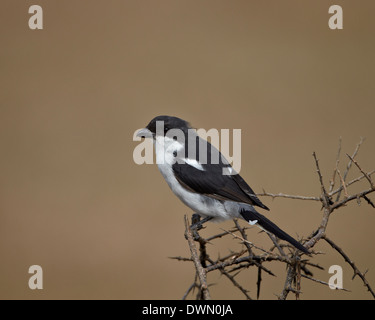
[[190, 214, 213, 231]]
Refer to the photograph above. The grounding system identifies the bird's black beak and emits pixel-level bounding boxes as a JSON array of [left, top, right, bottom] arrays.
[[136, 128, 153, 139]]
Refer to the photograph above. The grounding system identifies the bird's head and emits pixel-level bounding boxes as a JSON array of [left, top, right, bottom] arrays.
[[136, 115, 191, 140]]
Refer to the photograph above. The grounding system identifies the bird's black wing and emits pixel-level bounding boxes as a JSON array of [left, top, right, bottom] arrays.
[[172, 160, 268, 210], [231, 173, 269, 210], [172, 134, 268, 210]]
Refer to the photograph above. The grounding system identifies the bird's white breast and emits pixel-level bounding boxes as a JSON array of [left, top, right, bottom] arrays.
[[154, 136, 231, 222]]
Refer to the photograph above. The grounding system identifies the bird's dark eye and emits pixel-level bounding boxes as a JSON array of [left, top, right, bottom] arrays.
[[173, 150, 177, 157]]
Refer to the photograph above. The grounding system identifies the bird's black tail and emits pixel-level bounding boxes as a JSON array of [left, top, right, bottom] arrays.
[[240, 208, 309, 254]]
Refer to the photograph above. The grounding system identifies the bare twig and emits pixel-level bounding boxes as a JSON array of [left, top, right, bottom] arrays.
[[324, 236, 375, 299], [346, 154, 374, 189], [335, 137, 365, 201], [313, 151, 331, 208], [363, 195, 375, 208], [184, 215, 211, 300], [206, 257, 252, 300], [330, 170, 375, 197], [182, 280, 198, 300], [205, 254, 278, 275], [169, 256, 193, 262], [300, 274, 350, 292], [267, 232, 287, 257], [258, 191, 319, 202], [205, 227, 246, 242], [233, 219, 254, 256], [279, 263, 297, 300], [336, 168, 348, 198], [329, 136, 342, 193], [220, 227, 273, 255], [331, 187, 375, 211]]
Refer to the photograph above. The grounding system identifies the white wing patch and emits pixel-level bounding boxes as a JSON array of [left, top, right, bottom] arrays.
[[184, 158, 205, 171], [248, 219, 258, 225]]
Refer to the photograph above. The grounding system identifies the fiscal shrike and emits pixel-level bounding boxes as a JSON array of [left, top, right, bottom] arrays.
[[136, 115, 308, 254]]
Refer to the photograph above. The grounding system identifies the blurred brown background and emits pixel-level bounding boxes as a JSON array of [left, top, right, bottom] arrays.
[[0, 1, 374, 300]]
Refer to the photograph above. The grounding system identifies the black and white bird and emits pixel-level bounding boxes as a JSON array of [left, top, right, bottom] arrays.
[[137, 115, 308, 254]]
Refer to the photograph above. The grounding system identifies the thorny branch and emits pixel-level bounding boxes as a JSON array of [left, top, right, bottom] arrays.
[[183, 215, 211, 300], [324, 236, 375, 298], [171, 138, 375, 300]]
